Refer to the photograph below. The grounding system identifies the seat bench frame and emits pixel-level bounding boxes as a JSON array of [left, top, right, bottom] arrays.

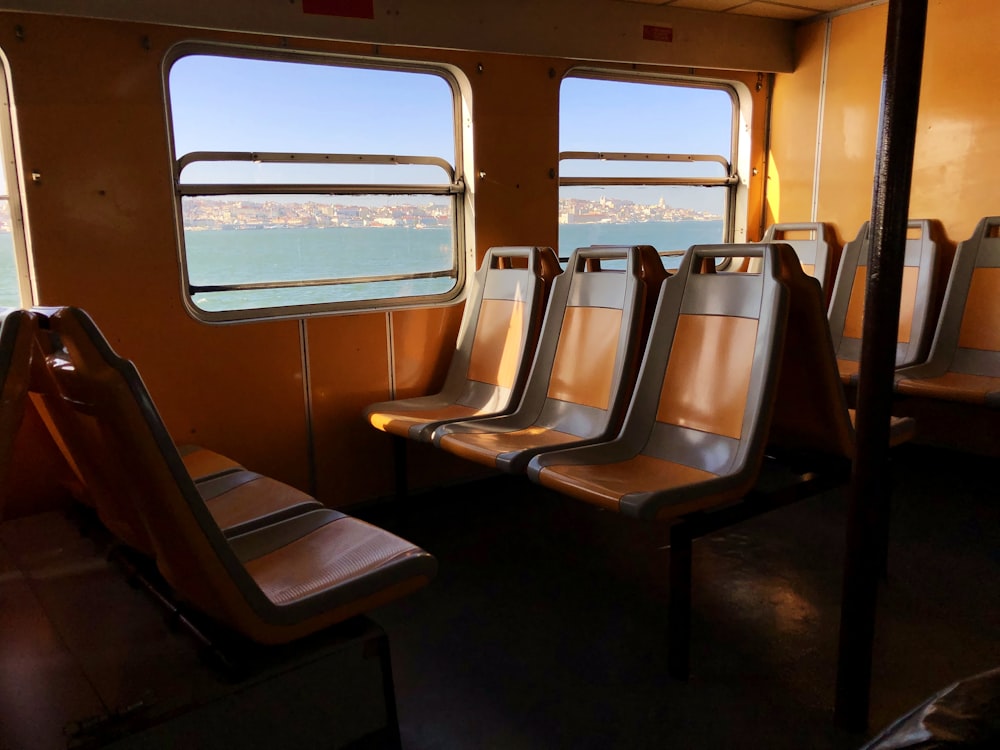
[[665, 454, 850, 680]]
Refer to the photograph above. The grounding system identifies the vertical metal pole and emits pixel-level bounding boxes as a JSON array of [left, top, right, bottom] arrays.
[[834, 0, 927, 732]]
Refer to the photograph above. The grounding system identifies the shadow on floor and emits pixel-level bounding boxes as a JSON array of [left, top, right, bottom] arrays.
[[356, 443, 1000, 750]]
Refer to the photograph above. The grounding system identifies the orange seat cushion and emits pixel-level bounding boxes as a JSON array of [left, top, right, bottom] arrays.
[[205, 474, 318, 532], [438, 426, 577, 467], [245, 515, 427, 606], [369, 403, 483, 437], [896, 371, 999, 404], [538, 454, 718, 513]]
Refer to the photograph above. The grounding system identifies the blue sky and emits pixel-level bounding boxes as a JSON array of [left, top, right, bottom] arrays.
[[169, 55, 733, 212]]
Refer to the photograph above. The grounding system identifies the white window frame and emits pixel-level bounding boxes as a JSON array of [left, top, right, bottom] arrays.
[[558, 70, 750, 262], [0, 51, 33, 307], [163, 44, 472, 322]]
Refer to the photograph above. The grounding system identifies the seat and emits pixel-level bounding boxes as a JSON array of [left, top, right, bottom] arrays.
[[39, 306, 436, 644], [432, 245, 668, 474], [527, 244, 912, 680], [30, 307, 326, 554], [366, 246, 561, 441], [827, 219, 939, 384], [0, 308, 37, 516], [894, 216, 1000, 406], [526, 243, 791, 519], [177, 444, 245, 482], [861, 666, 1000, 750], [761, 222, 836, 300], [28, 306, 244, 483], [767, 241, 915, 454]]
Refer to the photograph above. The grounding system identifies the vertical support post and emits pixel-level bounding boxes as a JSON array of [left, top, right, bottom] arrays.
[[834, 0, 928, 732], [668, 523, 692, 681]]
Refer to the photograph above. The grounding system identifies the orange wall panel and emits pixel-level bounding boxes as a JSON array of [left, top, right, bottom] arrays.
[[131, 318, 312, 490], [0, 10, 771, 506], [389, 305, 464, 398], [909, 0, 1000, 241], [307, 312, 394, 505], [766, 21, 825, 227], [814, 5, 887, 239], [467, 55, 562, 255], [2, 15, 313, 490], [771, 1, 1000, 249]]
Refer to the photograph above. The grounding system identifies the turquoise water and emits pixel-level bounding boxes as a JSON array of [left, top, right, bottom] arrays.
[[0, 220, 725, 311], [560, 220, 723, 260], [185, 225, 457, 311], [0, 234, 17, 307]]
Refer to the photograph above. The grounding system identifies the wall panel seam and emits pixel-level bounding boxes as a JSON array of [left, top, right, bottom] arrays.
[[811, 18, 832, 223], [299, 319, 318, 496], [386, 311, 396, 400]]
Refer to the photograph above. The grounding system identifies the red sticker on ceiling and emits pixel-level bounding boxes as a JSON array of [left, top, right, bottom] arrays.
[[302, 0, 375, 19]]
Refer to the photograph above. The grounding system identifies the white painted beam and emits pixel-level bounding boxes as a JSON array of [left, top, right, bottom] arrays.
[[0, 0, 796, 72]]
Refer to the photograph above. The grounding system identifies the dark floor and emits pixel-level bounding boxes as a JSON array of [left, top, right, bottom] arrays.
[[1, 443, 997, 749], [356, 442, 1000, 749]]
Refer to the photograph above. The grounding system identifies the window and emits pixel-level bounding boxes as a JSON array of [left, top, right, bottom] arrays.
[[559, 74, 738, 268], [0, 55, 29, 308], [166, 49, 467, 320]]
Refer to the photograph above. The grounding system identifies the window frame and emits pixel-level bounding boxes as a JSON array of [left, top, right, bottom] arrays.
[[557, 69, 748, 262], [0, 51, 33, 308], [163, 43, 472, 323]]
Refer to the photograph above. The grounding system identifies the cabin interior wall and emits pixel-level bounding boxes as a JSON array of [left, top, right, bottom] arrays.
[[2, 10, 768, 511], [768, 0, 1000, 250]]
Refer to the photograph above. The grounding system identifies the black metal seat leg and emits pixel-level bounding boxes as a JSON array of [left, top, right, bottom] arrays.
[[668, 523, 693, 681], [391, 434, 408, 501], [374, 630, 403, 750]]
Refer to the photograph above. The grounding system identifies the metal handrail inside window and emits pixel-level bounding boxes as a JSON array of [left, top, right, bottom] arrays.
[[176, 151, 462, 298], [176, 151, 461, 196], [558, 151, 737, 188]]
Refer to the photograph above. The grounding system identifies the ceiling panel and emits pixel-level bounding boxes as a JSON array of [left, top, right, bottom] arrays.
[[620, 0, 878, 20], [668, 0, 747, 12], [730, 2, 819, 20]]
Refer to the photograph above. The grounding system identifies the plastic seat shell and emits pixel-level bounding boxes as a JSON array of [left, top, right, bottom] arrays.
[[0, 308, 37, 516], [894, 216, 1000, 405], [366, 246, 561, 441], [43, 306, 436, 644], [527, 244, 791, 520], [433, 245, 667, 474], [827, 219, 939, 383]]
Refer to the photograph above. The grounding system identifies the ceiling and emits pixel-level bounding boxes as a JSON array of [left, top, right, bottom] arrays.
[[619, 0, 878, 22]]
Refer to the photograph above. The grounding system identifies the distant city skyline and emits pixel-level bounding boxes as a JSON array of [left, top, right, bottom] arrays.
[[181, 196, 720, 231]]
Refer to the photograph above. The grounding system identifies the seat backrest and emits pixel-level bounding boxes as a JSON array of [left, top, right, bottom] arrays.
[[508, 245, 667, 439], [30, 308, 158, 554], [41, 306, 276, 629], [430, 246, 561, 411], [769, 245, 857, 460], [907, 216, 1000, 379], [606, 244, 791, 516], [0, 308, 37, 515], [762, 222, 836, 297], [828, 219, 939, 369]]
